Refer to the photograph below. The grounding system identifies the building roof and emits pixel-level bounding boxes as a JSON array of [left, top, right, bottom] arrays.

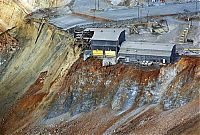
[[84, 28, 125, 41], [119, 41, 175, 57]]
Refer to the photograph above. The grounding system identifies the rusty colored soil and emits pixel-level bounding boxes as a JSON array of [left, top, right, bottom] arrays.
[[1, 71, 48, 134], [0, 32, 18, 53], [1, 57, 199, 135]]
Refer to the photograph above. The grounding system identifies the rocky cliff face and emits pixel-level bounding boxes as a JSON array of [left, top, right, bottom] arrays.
[[0, 0, 72, 29], [0, 1, 199, 135], [0, 19, 81, 134], [0, 1, 27, 29]]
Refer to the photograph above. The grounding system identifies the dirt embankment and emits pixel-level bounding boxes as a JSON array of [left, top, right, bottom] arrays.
[[1, 56, 198, 135]]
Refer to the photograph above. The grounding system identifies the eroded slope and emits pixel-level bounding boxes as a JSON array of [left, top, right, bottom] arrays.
[[1, 56, 199, 135], [0, 20, 81, 134]]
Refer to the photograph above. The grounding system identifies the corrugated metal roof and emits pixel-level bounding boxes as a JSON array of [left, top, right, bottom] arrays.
[[119, 41, 175, 57], [120, 41, 175, 51], [119, 50, 172, 57], [85, 28, 125, 41]]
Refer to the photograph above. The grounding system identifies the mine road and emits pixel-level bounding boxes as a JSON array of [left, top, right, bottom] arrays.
[[46, 2, 200, 31]]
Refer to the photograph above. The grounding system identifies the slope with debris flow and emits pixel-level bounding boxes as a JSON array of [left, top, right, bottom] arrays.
[[1, 56, 199, 134], [0, 0, 200, 135]]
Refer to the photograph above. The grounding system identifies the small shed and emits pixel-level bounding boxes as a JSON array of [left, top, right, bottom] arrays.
[[118, 41, 176, 64], [85, 28, 125, 53]]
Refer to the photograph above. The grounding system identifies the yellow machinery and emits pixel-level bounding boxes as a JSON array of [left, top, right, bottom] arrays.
[[179, 25, 190, 43], [92, 50, 103, 57], [105, 51, 116, 57], [184, 48, 200, 51], [92, 50, 116, 57]]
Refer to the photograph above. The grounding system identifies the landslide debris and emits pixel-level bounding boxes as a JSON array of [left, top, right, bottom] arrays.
[[0, 1, 199, 135], [1, 56, 198, 135]]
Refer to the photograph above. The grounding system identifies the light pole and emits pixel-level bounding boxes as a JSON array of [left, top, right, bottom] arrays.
[[95, 0, 96, 11], [94, 0, 99, 11], [98, 0, 100, 10], [137, 2, 140, 22], [93, 0, 96, 24], [195, 0, 198, 14]]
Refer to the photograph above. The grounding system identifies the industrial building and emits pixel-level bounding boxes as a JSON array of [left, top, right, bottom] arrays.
[[118, 41, 176, 64], [84, 28, 125, 57]]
